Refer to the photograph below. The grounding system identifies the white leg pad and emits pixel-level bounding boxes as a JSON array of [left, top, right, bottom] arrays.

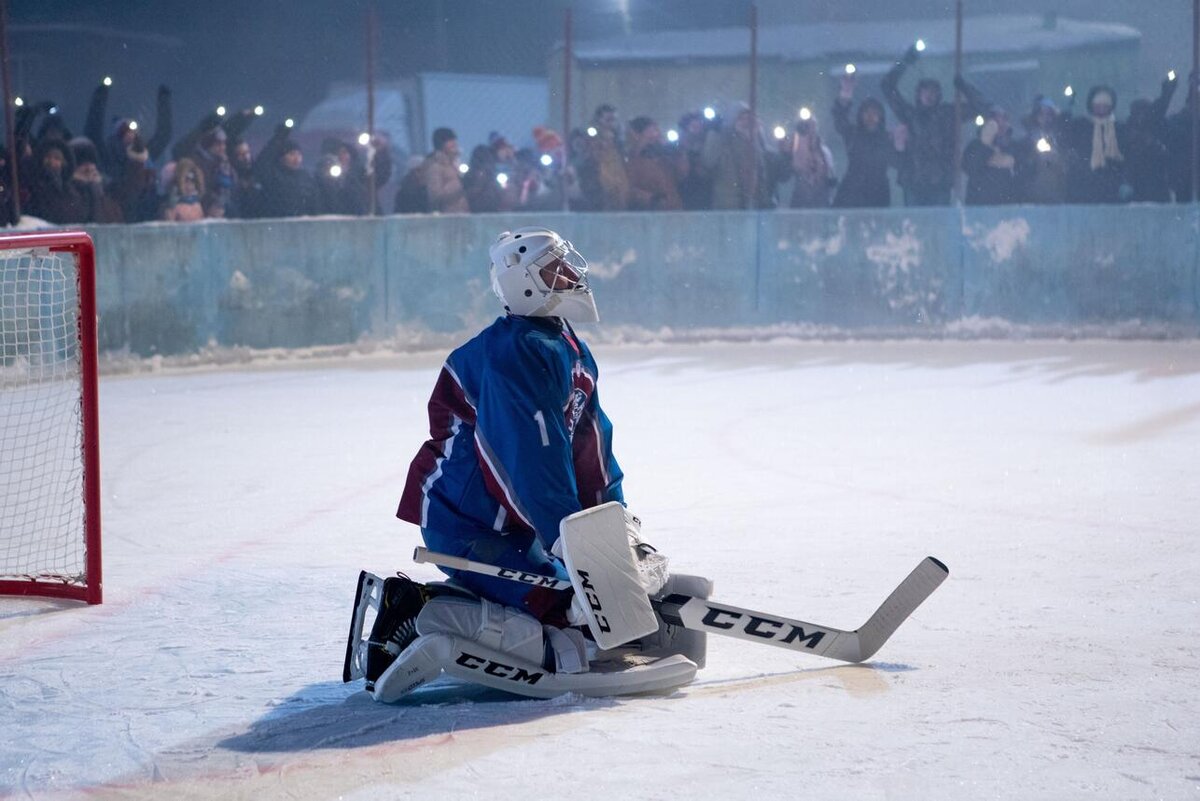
[[416, 595, 545, 667], [371, 633, 453, 703]]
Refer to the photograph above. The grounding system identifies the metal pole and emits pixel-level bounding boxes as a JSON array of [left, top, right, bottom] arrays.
[[748, 2, 758, 209], [0, 0, 20, 224], [562, 7, 572, 212], [1192, 0, 1198, 202], [366, 1, 377, 216], [953, 0, 964, 205]]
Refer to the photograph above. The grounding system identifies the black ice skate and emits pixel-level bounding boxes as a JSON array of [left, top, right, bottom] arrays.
[[363, 574, 427, 690]]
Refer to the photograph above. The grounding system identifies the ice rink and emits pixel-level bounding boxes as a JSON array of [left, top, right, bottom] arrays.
[[2, 338, 1199, 800]]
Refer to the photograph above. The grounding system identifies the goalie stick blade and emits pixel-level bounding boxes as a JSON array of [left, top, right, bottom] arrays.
[[843, 555, 948, 663], [654, 556, 949, 664]]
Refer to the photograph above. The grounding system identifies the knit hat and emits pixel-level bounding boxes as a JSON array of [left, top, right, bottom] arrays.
[[69, 136, 100, 167]]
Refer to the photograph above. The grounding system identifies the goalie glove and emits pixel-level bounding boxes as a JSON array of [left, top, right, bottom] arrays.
[[551, 507, 670, 601]]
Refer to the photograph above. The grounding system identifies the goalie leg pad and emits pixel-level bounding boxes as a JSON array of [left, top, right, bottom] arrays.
[[416, 594, 588, 673], [371, 633, 452, 703], [642, 573, 713, 669]]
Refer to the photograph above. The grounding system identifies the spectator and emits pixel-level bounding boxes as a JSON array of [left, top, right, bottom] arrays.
[[962, 108, 1021, 206], [704, 102, 781, 209], [194, 127, 235, 215], [831, 76, 896, 208], [161, 158, 206, 222], [25, 138, 87, 224], [1016, 97, 1068, 205], [394, 155, 431, 214], [229, 139, 264, 218], [85, 81, 172, 179], [109, 135, 160, 222], [532, 126, 571, 210], [674, 112, 714, 210], [1123, 75, 1177, 203], [626, 116, 683, 211], [68, 137, 123, 223], [505, 148, 555, 211], [463, 143, 503, 212], [579, 104, 629, 210], [1062, 85, 1125, 204], [422, 127, 469, 214], [882, 44, 988, 206], [260, 140, 319, 217], [785, 112, 836, 208]]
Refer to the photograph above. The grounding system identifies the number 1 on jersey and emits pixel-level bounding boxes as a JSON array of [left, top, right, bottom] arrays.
[[533, 409, 550, 446]]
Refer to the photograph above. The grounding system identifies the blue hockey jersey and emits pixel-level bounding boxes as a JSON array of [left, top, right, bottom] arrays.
[[397, 315, 624, 557]]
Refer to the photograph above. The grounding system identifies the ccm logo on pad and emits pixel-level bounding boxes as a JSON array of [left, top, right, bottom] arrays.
[[455, 652, 544, 685], [497, 567, 561, 587]]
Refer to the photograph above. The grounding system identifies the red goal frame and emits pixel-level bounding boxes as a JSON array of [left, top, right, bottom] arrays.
[[0, 230, 102, 604]]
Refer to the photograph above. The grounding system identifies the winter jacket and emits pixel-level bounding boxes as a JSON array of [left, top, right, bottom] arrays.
[[882, 64, 988, 198], [962, 137, 1021, 206], [423, 150, 469, 214], [261, 164, 320, 218], [579, 129, 629, 211], [25, 139, 88, 224], [626, 144, 683, 211], [831, 98, 895, 208], [704, 126, 780, 210]]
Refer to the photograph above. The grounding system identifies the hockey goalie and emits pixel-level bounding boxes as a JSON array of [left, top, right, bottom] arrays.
[[344, 227, 948, 701], [344, 227, 710, 700]]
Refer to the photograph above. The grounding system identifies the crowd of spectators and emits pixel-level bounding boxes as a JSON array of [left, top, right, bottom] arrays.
[[6, 44, 1199, 226], [3, 80, 393, 226]]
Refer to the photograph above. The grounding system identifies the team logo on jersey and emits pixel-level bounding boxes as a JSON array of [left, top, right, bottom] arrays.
[[565, 361, 595, 437]]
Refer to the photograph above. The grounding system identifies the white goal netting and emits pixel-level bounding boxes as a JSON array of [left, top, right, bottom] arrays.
[[1, 245, 89, 590]]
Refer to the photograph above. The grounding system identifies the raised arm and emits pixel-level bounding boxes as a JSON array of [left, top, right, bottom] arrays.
[[146, 85, 173, 162], [882, 49, 917, 125]]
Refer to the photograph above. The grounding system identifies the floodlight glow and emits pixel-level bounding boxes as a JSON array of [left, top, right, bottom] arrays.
[[915, 39, 926, 52], [666, 129, 679, 143], [217, 105, 227, 116], [1036, 137, 1052, 154], [254, 105, 264, 116], [799, 106, 812, 121], [773, 125, 786, 140], [703, 106, 716, 120], [845, 63, 856, 75], [358, 132, 371, 146], [540, 153, 553, 166], [103, 76, 112, 87]]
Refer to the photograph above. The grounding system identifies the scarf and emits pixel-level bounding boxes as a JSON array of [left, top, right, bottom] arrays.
[[1089, 114, 1122, 171]]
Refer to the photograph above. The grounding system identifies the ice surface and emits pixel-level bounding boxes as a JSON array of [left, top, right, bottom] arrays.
[[2, 340, 1199, 799]]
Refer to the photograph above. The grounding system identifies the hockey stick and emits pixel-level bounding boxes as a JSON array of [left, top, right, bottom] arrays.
[[413, 546, 948, 664]]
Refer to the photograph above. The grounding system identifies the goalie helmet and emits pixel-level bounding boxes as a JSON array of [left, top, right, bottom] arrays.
[[488, 227, 599, 322]]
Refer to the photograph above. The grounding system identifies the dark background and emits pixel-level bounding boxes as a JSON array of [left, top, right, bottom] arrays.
[[9, 0, 1190, 147]]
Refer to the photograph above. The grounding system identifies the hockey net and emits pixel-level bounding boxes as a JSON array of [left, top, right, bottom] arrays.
[[0, 231, 101, 604]]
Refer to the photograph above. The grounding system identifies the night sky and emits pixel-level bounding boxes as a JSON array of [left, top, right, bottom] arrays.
[[9, 0, 1189, 148]]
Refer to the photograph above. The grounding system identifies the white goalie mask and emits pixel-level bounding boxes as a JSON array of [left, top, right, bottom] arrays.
[[488, 227, 599, 322]]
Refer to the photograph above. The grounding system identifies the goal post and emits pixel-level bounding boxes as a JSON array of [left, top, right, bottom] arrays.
[[0, 230, 101, 604]]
